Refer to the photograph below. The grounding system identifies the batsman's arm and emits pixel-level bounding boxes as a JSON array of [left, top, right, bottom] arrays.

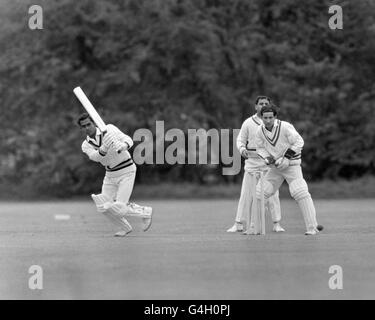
[[106, 124, 134, 150], [82, 141, 106, 163], [285, 123, 304, 155]]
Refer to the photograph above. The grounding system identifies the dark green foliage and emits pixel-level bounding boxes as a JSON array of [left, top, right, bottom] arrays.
[[1, 0, 374, 196]]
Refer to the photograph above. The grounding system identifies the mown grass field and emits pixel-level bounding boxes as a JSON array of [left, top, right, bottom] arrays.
[[1, 199, 374, 299]]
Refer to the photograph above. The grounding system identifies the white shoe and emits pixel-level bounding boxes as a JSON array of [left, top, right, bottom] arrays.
[[142, 208, 153, 232], [305, 227, 319, 235], [273, 223, 285, 233], [227, 222, 243, 233], [114, 228, 132, 237], [244, 227, 259, 235]]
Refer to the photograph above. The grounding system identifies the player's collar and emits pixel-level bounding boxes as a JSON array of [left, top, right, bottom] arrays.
[[261, 119, 282, 146], [251, 114, 262, 126], [86, 128, 102, 147], [261, 119, 280, 129]]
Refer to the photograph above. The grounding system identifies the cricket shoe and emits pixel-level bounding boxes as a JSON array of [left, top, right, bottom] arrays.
[[305, 227, 320, 235], [243, 224, 260, 235], [245, 228, 261, 235], [114, 229, 132, 237], [142, 207, 153, 232], [272, 223, 285, 233], [227, 222, 244, 233]]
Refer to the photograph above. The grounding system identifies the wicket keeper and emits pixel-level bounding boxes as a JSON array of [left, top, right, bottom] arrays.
[[78, 113, 153, 237], [255, 104, 323, 235], [227, 96, 285, 234]]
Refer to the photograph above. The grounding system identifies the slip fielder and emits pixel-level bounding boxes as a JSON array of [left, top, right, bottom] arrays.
[[78, 113, 153, 237], [227, 96, 285, 234], [255, 104, 323, 235]]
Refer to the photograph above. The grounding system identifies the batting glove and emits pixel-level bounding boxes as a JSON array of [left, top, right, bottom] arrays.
[[275, 157, 290, 170], [115, 142, 129, 154], [264, 156, 275, 165]]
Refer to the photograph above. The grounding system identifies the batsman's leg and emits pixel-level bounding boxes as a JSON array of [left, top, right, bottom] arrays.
[[115, 169, 153, 232], [289, 178, 320, 235], [91, 193, 133, 236]]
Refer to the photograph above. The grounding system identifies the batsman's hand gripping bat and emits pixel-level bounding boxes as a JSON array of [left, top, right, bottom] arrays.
[[73, 86, 122, 153]]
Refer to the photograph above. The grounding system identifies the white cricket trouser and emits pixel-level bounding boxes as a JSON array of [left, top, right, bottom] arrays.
[[102, 164, 136, 203], [235, 170, 281, 225]]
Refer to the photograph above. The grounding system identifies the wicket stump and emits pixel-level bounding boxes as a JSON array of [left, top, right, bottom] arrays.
[[244, 171, 266, 235]]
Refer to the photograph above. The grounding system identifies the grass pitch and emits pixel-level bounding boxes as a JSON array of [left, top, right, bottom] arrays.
[[1, 199, 375, 299]]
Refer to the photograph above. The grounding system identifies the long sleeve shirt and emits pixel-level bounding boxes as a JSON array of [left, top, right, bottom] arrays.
[[255, 119, 304, 165], [81, 124, 134, 171]]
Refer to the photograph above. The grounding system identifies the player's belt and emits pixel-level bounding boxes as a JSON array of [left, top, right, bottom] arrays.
[[106, 158, 133, 172]]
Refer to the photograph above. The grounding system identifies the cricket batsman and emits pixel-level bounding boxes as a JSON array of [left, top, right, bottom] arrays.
[[227, 96, 285, 233], [78, 113, 153, 237], [254, 104, 323, 235]]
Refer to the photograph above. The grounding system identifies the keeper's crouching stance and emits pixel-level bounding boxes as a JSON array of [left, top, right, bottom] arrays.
[[78, 113, 153, 237], [254, 105, 323, 235]]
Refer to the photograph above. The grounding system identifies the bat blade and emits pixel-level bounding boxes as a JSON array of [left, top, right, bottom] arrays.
[[73, 86, 107, 133]]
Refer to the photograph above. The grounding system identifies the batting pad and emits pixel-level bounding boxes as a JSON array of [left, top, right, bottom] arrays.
[[127, 203, 153, 218], [289, 179, 318, 230], [289, 179, 310, 201], [297, 197, 318, 231], [91, 194, 111, 212], [91, 194, 132, 231], [102, 211, 132, 232]]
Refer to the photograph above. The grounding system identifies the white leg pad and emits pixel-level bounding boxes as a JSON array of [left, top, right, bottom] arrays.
[[289, 179, 318, 230], [102, 211, 132, 232], [106, 202, 152, 219], [91, 194, 111, 212], [297, 197, 318, 230], [127, 202, 153, 218]]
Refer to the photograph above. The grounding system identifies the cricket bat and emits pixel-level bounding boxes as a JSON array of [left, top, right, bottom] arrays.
[[73, 86, 107, 133], [74, 86, 122, 153]]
